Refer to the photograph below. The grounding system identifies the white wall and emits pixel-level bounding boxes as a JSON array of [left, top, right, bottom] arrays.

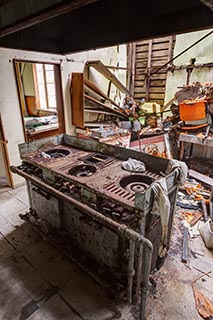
[[164, 29, 213, 103], [0, 45, 127, 186]]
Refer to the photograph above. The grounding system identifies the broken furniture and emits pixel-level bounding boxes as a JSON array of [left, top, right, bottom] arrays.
[[11, 134, 182, 320], [179, 132, 213, 161], [130, 133, 173, 159], [70, 60, 130, 128]]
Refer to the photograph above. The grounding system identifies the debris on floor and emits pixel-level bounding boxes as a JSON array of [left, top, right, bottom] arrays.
[[192, 271, 213, 319]]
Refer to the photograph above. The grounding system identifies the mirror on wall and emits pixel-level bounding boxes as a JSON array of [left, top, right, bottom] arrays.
[[14, 61, 65, 141]]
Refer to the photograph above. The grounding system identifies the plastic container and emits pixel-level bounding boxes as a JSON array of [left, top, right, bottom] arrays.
[[179, 100, 206, 121], [199, 220, 213, 249]]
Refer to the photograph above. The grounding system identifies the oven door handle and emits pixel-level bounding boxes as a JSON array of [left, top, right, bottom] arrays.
[[32, 187, 51, 200]]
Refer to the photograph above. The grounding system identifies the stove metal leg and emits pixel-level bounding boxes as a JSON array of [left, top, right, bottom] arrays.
[[127, 239, 135, 303], [139, 239, 153, 320]]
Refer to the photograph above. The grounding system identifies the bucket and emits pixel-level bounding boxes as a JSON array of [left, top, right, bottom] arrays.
[[179, 100, 206, 121]]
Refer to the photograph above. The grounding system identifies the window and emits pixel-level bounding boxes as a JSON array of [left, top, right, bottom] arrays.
[[35, 64, 57, 109]]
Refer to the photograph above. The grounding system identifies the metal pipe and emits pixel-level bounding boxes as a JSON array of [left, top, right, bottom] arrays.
[[127, 240, 135, 303], [135, 243, 143, 302], [140, 239, 153, 320], [11, 166, 153, 320]]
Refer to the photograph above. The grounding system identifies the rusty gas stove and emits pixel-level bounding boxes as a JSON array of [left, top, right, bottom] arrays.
[[11, 134, 181, 320]]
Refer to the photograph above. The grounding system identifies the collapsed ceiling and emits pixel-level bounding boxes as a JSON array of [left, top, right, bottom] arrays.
[[0, 0, 212, 54]]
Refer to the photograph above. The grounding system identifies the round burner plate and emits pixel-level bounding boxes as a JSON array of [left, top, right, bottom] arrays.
[[120, 175, 154, 194], [68, 164, 96, 177], [44, 148, 70, 158]]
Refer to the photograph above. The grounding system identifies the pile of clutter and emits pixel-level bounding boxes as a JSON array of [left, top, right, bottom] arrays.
[[177, 177, 213, 249]]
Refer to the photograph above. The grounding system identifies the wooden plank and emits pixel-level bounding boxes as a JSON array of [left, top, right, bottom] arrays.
[[148, 87, 165, 93], [136, 52, 149, 59], [135, 41, 149, 46], [130, 43, 136, 95], [84, 78, 120, 108], [181, 226, 188, 263], [168, 35, 176, 61], [84, 108, 117, 116], [189, 169, 213, 187], [161, 97, 176, 112], [152, 43, 170, 51], [149, 93, 165, 100], [136, 48, 149, 54], [150, 79, 166, 86], [152, 36, 171, 43], [70, 73, 84, 128], [54, 64, 65, 134], [152, 50, 169, 58], [86, 60, 131, 95], [151, 61, 168, 67], [148, 73, 167, 80], [134, 87, 146, 93], [84, 94, 128, 119], [0, 0, 98, 38], [135, 73, 166, 80], [134, 81, 146, 87]]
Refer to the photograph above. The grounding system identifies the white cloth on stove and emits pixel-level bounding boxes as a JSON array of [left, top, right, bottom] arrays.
[[166, 159, 188, 185], [151, 178, 170, 258], [151, 160, 188, 257], [122, 158, 146, 172]]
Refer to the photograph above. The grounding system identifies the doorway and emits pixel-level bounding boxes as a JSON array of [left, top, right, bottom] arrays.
[[14, 60, 65, 142], [0, 114, 13, 188]]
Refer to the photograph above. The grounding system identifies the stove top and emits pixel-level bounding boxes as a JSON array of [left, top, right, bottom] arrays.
[[21, 143, 162, 209]]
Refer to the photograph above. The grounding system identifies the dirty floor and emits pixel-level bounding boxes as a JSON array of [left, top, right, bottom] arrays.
[[0, 184, 213, 320]]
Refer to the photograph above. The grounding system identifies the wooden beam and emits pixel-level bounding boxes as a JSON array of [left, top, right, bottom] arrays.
[[54, 64, 65, 134], [145, 39, 153, 101], [84, 78, 120, 109], [130, 43, 136, 96], [71, 73, 84, 128], [0, 0, 98, 38], [86, 60, 131, 95], [84, 94, 128, 119], [189, 169, 213, 187], [161, 97, 176, 112]]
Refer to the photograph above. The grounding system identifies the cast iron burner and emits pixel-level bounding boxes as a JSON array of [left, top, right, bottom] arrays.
[[120, 175, 154, 193], [68, 164, 97, 177], [44, 148, 70, 158]]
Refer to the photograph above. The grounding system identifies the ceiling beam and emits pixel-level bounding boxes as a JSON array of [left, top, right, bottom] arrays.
[[0, 0, 98, 38], [199, 0, 213, 11]]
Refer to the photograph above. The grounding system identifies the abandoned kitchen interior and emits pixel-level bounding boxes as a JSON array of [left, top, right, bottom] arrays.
[[0, 1, 213, 320]]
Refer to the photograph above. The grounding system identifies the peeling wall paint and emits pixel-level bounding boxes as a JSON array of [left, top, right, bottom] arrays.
[[164, 29, 213, 104]]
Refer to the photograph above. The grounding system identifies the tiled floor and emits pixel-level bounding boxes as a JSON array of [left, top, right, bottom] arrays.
[[0, 184, 213, 320]]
